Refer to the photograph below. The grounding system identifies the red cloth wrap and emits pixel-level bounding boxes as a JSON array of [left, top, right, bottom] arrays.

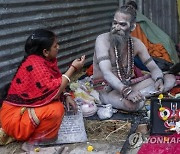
[[6, 55, 62, 107]]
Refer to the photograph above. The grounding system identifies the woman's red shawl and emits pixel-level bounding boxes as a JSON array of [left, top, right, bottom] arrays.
[[6, 55, 62, 107]]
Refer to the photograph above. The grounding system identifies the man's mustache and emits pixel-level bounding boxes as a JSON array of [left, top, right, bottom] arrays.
[[111, 28, 125, 35], [111, 28, 120, 34]]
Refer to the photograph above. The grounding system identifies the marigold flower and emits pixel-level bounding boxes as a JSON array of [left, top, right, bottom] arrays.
[[87, 145, 94, 152], [34, 148, 40, 152], [158, 94, 164, 99], [159, 107, 165, 112], [162, 116, 168, 121]]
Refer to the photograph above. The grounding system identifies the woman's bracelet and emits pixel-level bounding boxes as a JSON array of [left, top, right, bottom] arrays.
[[155, 77, 164, 84], [63, 92, 72, 97], [70, 64, 78, 71], [60, 92, 72, 102], [62, 74, 71, 82]]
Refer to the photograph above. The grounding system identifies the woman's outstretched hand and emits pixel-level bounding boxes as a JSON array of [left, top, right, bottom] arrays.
[[71, 55, 85, 71]]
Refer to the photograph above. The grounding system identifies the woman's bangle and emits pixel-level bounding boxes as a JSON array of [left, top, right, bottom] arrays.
[[70, 64, 78, 71], [62, 74, 71, 82], [63, 92, 72, 97], [155, 77, 164, 84]]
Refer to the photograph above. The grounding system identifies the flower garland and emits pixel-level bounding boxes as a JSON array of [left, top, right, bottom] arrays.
[[158, 94, 180, 133]]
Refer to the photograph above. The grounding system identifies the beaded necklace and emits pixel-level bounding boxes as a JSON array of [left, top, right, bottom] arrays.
[[114, 37, 134, 85]]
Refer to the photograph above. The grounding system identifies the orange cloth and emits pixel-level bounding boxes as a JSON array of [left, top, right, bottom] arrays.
[[169, 86, 180, 96], [0, 101, 64, 143], [86, 65, 93, 76], [131, 24, 171, 62]]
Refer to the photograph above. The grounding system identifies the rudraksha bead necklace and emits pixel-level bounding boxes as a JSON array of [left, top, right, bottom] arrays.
[[114, 37, 134, 85]]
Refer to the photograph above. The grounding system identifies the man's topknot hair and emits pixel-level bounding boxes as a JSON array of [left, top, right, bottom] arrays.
[[127, 1, 138, 11], [115, 1, 137, 23]]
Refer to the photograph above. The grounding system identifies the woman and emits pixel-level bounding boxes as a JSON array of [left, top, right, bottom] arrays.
[[0, 29, 85, 144]]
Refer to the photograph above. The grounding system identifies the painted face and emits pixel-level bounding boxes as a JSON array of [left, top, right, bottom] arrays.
[[111, 12, 131, 36], [46, 38, 60, 60]]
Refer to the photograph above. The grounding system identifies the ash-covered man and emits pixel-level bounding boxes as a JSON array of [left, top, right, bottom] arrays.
[[93, 4, 176, 111]]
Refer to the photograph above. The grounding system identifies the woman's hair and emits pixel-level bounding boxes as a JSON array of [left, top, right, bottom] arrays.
[[115, 1, 137, 23], [1, 29, 56, 101], [25, 29, 56, 57]]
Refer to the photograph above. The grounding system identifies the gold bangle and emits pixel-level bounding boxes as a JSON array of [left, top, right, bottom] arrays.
[[62, 74, 70, 82]]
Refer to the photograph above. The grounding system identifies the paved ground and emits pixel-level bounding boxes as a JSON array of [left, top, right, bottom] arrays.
[[0, 141, 124, 154]]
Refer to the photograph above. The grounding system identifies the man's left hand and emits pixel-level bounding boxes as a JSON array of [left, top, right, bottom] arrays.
[[154, 79, 164, 93]]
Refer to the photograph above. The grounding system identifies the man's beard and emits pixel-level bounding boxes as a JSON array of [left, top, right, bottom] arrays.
[[109, 28, 130, 50]]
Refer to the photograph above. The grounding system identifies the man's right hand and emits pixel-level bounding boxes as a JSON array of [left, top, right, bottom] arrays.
[[127, 91, 144, 103]]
